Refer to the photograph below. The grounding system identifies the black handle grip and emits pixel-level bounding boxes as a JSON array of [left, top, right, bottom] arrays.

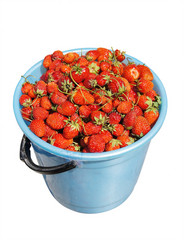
[[20, 134, 77, 175]]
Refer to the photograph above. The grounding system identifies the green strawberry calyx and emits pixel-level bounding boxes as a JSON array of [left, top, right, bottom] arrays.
[[94, 113, 108, 126], [109, 139, 122, 147], [145, 96, 153, 108], [127, 137, 135, 145], [72, 65, 83, 75], [22, 98, 32, 107], [68, 121, 81, 131], [145, 107, 158, 114], [88, 62, 100, 74], [59, 79, 74, 93]]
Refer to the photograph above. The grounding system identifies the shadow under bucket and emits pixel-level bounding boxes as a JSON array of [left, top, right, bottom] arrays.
[[13, 48, 168, 213]]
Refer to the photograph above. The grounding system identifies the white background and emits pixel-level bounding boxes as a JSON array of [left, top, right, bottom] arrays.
[[0, 0, 184, 239]]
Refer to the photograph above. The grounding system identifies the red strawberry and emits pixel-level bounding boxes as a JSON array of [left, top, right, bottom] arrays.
[[97, 48, 112, 58], [63, 52, 76, 64], [114, 49, 125, 62], [100, 61, 112, 72], [28, 87, 37, 99], [19, 94, 32, 107], [123, 64, 140, 82], [63, 121, 80, 139], [132, 105, 143, 116], [29, 119, 45, 137], [31, 97, 41, 108], [121, 129, 130, 137], [60, 63, 71, 74], [76, 57, 89, 66], [52, 50, 63, 61], [95, 74, 110, 87], [117, 135, 134, 147], [119, 77, 131, 92], [21, 82, 33, 94], [40, 96, 52, 110], [98, 54, 110, 62], [44, 125, 57, 138], [21, 107, 32, 121], [137, 78, 154, 93], [117, 101, 132, 114], [57, 100, 77, 116], [121, 89, 136, 103], [108, 112, 121, 124], [65, 143, 80, 152], [144, 107, 159, 125], [132, 116, 151, 137], [109, 123, 124, 137], [43, 55, 52, 68], [98, 130, 113, 144], [70, 113, 83, 129], [88, 134, 105, 153], [49, 59, 62, 71], [47, 82, 58, 94], [112, 62, 124, 76], [86, 50, 100, 61], [50, 91, 67, 105], [108, 76, 125, 94], [46, 112, 67, 130], [72, 88, 94, 105], [34, 80, 47, 96], [88, 61, 100, 74], [123, 110, 137, 129], [53, 133, 73, 149], [83, 73, 97, 89], [137, 65, 153, 81], [101, 99, 113, 113], [57, 75, 74, 93], [91, 111, 107, 125], [49, 70, 63, 83], [93, 89, 108, 104], [79, 105, 91, 118], [145, 89, 157, 101], [71, 65, 89, 83], [83, 121, 102, 135], [109, 77, 130, 95], [88, 104, 100, 111], [112, 98, 121, 108], [105, 139, 122, 151], [100, 70, 114, 82], [32, 107, 49, 120], [45, 69, 54, 81], [137, 95, 152, 110]]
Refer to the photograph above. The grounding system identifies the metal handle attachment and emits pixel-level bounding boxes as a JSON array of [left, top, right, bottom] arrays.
[[20, 134, 77, 175]]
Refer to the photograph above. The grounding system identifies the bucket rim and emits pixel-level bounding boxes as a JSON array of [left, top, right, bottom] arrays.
[[13, 48, 168, 161]]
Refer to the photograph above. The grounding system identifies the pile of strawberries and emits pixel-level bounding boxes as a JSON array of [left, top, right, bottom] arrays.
[[19, 47, 161, 153]]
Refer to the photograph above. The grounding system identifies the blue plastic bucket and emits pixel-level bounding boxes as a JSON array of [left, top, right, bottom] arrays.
[[13, 48, 167, 213]]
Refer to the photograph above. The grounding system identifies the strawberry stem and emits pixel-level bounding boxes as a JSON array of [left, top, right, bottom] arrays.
[[127, 57, 135, 65], [57, 87, 73, 95], [135, 92, 141, 106], [21, 75, 36, 83], [111, 47, 117, 62], [97, 98, 111, 111]]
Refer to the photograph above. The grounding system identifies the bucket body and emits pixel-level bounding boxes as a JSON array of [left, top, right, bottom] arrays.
[[13, 48, 168, 213], [33, 141, 150, 213]]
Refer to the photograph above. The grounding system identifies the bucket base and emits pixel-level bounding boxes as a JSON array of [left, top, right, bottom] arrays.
[[52, 191, 134, 214]]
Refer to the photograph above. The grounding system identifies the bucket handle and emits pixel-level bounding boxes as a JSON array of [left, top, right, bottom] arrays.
[[20, 134, 77, 175]]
